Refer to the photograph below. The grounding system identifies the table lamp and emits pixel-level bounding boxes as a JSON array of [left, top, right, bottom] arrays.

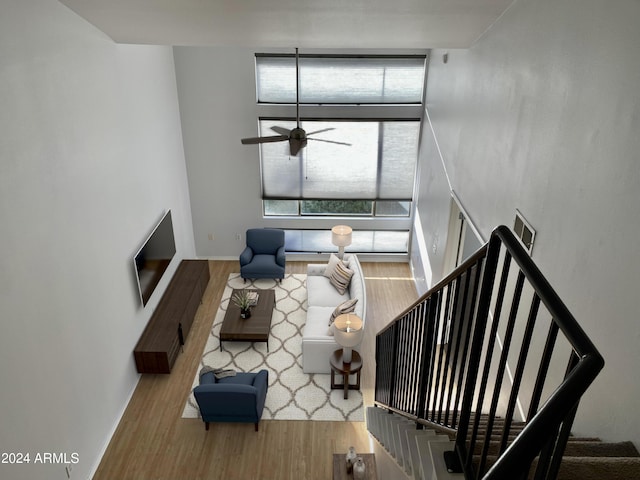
[[333, 313, 364, 363], [331, 225, 352, 259]]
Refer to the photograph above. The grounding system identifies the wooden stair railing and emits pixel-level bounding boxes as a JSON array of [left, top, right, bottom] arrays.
[[374, 225, 605, 480]]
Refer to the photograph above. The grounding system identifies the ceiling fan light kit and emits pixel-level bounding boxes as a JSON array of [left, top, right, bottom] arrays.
[[241, 48, 350, 156]]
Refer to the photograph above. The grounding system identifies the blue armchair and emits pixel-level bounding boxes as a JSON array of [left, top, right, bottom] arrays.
[[193, 370, 268, 431], [240, 228, 286, 281]]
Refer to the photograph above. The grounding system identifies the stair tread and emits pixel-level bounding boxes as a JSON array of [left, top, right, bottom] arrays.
[[563, 441, 640, 458], [472, 440, 640, 458], [561, 455, 640, 462], [428, 441, 465, 479], [556, 456, 640, 480]]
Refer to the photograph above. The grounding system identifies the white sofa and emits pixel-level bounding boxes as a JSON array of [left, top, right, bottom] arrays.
[[302, 254, 367, 374]]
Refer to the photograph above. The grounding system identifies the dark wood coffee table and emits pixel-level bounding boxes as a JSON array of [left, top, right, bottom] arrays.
[[219, 289, 275, 351]]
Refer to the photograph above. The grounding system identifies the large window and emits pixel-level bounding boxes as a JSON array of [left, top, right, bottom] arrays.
[[253, 53, 426, 221]]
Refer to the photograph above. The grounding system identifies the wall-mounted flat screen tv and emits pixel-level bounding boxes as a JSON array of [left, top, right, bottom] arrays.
[[133, 210, 176, 307]]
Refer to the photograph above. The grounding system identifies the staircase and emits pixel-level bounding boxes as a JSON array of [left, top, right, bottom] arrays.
[[367, 406, 459, 480], [366, 406, 640, 480], [372, 226, 638, 479]]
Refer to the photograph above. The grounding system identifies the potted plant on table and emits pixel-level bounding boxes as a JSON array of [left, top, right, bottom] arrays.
[[232, 289, 253, 319]]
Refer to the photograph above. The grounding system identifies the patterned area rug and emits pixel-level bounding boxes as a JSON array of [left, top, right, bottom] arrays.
[[182, 273, 364, 422]]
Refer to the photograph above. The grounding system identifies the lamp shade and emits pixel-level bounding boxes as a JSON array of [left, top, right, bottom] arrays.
[[333, 313, 364, 348], [331, 225, 353, 247]]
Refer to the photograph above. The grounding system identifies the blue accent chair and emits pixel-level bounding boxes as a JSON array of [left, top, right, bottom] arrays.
[[239, 228, 286, 281], [193, 370, 269, 431]]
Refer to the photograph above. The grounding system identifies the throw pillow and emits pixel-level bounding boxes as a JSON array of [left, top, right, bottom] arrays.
[[323, 253, 344, 278], [329, 298, 358, 326], [329, 261, 354, 295]]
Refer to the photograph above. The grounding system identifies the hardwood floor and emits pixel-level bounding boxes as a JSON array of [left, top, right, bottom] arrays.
[[93, 260, 418, 480]]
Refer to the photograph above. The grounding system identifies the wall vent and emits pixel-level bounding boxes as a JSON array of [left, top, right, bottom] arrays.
[[514, 210, 535, 254]]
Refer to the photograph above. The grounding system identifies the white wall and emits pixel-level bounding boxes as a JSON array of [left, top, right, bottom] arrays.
[[0, 1, 194, 479], [174, 47, 262, 257], [413, 108, 457, 286], [419, 0, 640, 445]]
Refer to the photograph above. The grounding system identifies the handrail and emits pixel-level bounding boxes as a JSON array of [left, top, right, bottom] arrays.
[[374, 225, 604, 480], [491, 227, 601, 358], [472, 226, 604, 479]]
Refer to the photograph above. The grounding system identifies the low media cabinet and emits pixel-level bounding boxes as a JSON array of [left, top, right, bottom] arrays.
[[134, 259, 209, 374]]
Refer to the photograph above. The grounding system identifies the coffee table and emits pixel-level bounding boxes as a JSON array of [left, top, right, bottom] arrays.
[[219, 289, 276, 351]]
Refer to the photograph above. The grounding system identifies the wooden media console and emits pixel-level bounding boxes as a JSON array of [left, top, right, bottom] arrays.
[[134, 259, 210, 374]]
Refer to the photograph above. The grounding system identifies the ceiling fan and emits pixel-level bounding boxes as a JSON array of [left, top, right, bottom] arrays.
[[241, 48, 350, 156]]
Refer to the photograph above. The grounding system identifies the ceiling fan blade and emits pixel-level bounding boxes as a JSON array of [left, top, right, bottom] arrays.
[[241, 135, 288, 145], [308, 138, 351, 146], [271, 126, 292, 136], [306, 127, 335, 136]]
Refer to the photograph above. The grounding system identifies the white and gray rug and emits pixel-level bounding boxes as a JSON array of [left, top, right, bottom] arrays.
[[182, 273, 364, 422]]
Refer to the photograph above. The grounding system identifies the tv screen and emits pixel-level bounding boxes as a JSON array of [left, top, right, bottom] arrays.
[[133, 210, 177, 306]]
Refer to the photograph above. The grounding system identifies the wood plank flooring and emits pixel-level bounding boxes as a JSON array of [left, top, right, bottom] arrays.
[[93, 260, 418, 480]]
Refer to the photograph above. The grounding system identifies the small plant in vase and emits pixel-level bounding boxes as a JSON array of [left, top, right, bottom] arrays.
[[232, 290, 253, 318]]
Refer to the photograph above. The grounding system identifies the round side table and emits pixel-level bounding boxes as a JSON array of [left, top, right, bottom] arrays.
[[330, 349, 363, 399]]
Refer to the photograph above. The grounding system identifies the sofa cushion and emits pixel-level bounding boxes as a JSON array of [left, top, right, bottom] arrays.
[[304, 306, 338, 337], [329, 261, 354, 295], [329, 298, 358, 326], [241, 254, 285, 276], [307, 275, 350, 307]]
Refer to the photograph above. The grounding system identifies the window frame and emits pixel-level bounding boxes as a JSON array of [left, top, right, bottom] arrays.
[[263, 199, 412, 218]]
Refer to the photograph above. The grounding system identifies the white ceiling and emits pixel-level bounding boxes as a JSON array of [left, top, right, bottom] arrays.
[[58, 0, 515, 49]]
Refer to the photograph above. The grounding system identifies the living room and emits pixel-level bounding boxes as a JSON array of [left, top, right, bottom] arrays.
[[2, 1, 640, 479]]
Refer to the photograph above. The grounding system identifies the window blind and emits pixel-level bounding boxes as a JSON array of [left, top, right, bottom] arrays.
[[256, 55, 426, 104], [260, 119, 420, 201]]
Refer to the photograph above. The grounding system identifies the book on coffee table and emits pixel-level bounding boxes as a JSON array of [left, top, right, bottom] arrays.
[[248, 291, 259, 306]]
